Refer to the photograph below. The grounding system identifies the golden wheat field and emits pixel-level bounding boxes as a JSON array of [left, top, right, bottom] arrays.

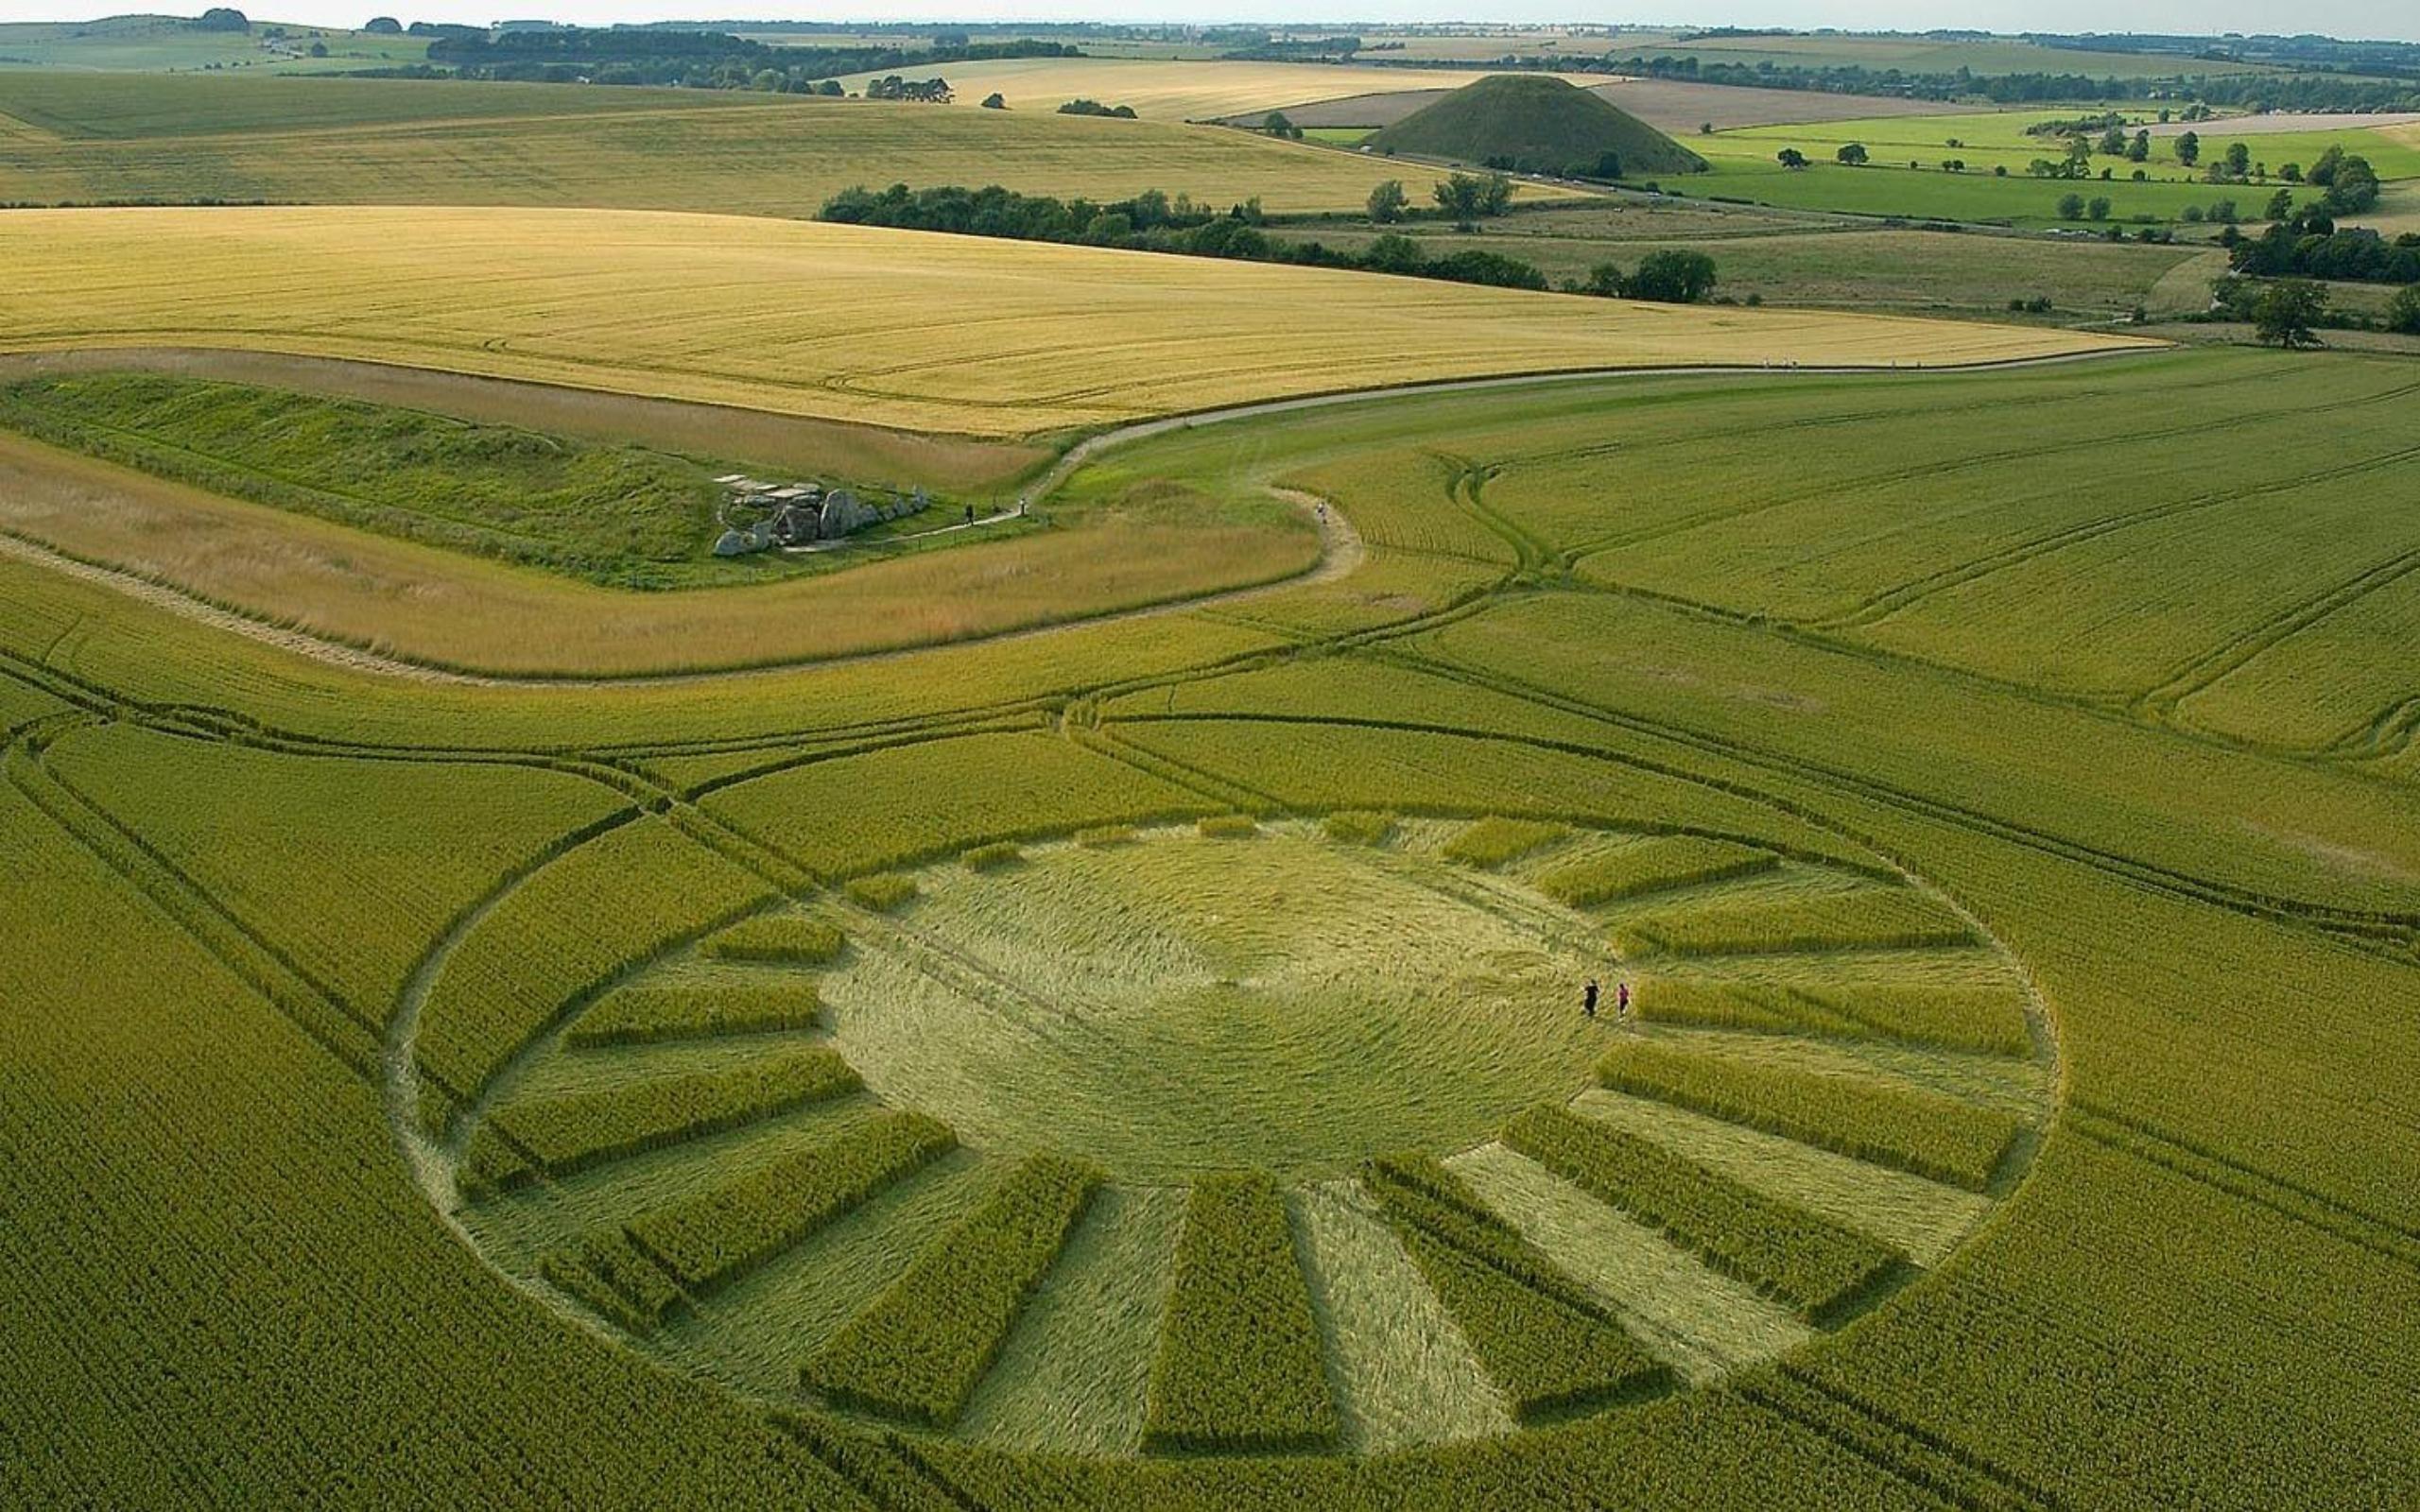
[[0, 81, 1432, 216], [821, 58, 1602, 121], [0, 206, 2147, 438]]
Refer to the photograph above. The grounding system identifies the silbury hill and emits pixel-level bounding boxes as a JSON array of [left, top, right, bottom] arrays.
[[1368, 75, 1708, 180]]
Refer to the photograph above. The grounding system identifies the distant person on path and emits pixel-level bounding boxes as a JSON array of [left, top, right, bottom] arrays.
[[1583, 977, 1599, 1020], [1616, 981, 1632, 1021], [964, 504, 975, 526]]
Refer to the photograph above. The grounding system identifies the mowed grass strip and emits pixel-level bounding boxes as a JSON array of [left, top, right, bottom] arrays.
[[0, 207, 2144, 439], [1362, 1155, 1671, 1421], [803, 1152, 1103, 1427], [1502, 1105, 1909, 1326], [621, 1109, 957, 1296], [1539, 836, 1779, 906], [702, 915, 847, 965], [1598, 1041, 2025, 1191], [566, 983, 823, 1048], [464, 1046, 862, 1193], [1614, 886, 1977, 957], [1144, 1172, 1338, 1453]]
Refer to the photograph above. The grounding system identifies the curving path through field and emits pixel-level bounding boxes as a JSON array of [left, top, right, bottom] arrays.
[[0, 345, 2144, 687]]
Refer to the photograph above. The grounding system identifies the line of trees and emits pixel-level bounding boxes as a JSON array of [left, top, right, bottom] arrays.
[[2230, 208, 2420, 284], [414, 28, 1075, 90], [817, 182, 1720, 304], [1442, 50, 2420, 112]]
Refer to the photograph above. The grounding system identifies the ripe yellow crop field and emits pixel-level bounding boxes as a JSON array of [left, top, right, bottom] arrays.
[[0, 206, 2144, 438], [0, 77, 1424, 215], [821, 58, 1600, 121]]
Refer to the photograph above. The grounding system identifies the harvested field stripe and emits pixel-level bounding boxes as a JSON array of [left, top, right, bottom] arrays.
[[1143, 1171, 1338, 1453], [1502, 1104, 1910, 1326], [1598, 1040, 2025, 1192], [620, 1109, 957, 1296], [803, 1152, 1102, 1428], [1571, 1089, 1993, 1268], [1360, 1155, 1673, 1422], [1294, 1181, 1512, 1453], [1447, 1143, 1811, 1384], [956, 1185, 1184, 1456]]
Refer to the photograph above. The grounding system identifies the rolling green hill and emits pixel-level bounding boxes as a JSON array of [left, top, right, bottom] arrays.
[[1368, 74, 1705, 179]]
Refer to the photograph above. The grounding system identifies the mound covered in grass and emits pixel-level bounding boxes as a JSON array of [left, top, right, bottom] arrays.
[[1369, 75, 1705, 180]]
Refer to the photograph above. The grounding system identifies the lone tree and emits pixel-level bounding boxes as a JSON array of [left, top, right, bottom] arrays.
[[1365, 179, 1408, 224], [2175, 130, 2200, 166], [2387, 284, 2420, 335], [2253, 280, 2328, 349], [2129, 129, 2151, 162], [1835, 142, 1868, 166], [2057, 192, 2087, 219], [2223, 141, 2252, 179], [1624, 249, 1718, 303], [363, 15, 401, 33], [195, 7, 249, 28], [1431, 171, 1512, 220], [1776, 147, 1808, 169], [1261, 112, 1303, 140]]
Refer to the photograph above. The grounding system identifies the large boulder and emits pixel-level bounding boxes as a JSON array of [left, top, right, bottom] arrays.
[[818, 489, 871, 539]]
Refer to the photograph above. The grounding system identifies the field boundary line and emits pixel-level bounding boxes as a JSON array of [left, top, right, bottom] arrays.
[[2067, 1101, 2420, 1268]]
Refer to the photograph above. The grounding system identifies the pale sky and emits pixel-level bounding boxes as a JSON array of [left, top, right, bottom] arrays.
[[5, 3, 2415, 49]]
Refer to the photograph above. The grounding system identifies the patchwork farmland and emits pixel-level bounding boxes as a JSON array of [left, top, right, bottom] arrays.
[[1, 17, 2416, 1512]]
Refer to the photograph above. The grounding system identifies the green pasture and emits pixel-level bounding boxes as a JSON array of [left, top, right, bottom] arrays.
[[0, 15, 428, 75], [1691, 109, 2419, 226]]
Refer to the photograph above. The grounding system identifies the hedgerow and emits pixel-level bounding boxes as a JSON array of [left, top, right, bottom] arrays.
[[1502, 1105, 1910, 1325], [803, 1151, 1102, 1427], [567, 982, 822, 1047], [1143, 1171, 1337, 1452], [622, 1111, 957, 1294], [467, 1046, 861, 1191], [1597, 1041, 2025, 1191], [1614, 886, 1976, 957], [701, 915, 846, 964], [1363, 1155, 1671, 1420], [1442, 816, 1566, 868], [1538, 836, 1779, 906]]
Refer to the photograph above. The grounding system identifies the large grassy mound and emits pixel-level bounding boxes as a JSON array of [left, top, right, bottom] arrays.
[[1371, 74, 1706, 179]]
